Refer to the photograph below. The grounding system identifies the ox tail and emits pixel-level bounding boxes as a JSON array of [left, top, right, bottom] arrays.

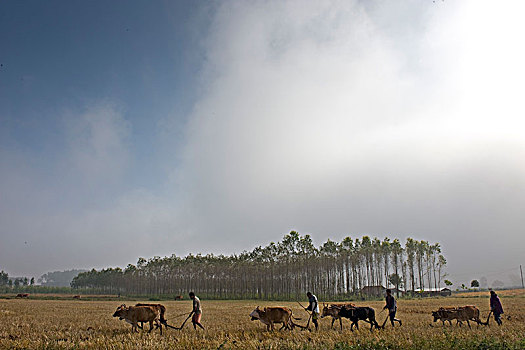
[[289, 310, 302, 320], [368, 308, 380, 328], [471, 309, 485, 326]]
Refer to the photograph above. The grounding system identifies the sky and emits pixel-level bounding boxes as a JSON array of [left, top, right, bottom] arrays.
[[1, 0, 524, 288]]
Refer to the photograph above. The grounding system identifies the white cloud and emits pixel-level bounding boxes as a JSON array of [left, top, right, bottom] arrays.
[[173, 0, 525, 278], [2, 0, 524, 284], [62, 103, 131, 190], [0, 103, 164, 276]]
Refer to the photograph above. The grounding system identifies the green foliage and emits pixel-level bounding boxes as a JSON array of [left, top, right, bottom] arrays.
[[39, 269, 87, 287], [0, 285, 92, 295], [70, 232, 446, 300], [388, 273, 402, 288], [0, 270, 8, 286], [471, 279, 480, 288]]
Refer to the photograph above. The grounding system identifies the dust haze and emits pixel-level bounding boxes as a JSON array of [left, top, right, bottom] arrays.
[[1, 0, 524, 287]]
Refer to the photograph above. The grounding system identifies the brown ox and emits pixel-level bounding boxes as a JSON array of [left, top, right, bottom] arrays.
[[16, 293, 29, 298], [73, 295, 81, 299], [321, 303, 356, 330], [431, 307, 456, 326], [249, 306, 297, 331], [135, 303, 168, 327], [113, 304, 162, 334], [174, 295, 184, 300], [432, 306, 483, 329]]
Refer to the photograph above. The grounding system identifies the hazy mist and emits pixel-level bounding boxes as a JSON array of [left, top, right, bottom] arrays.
[[1, 0, 524, 288]]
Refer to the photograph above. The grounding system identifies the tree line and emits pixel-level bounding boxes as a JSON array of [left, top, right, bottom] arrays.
[[71, 231, 447, 300], [39, 269, 87, 287], [0, 270, 35, 288]]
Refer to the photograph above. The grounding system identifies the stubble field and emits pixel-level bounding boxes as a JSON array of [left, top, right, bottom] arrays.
[[1, 293, 524, 349]]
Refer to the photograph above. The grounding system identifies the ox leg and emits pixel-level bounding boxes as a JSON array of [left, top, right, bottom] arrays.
[[373, 318, 380, 330], [369, 318, 377, 332], [148, 321, 154, 333], [331, 318, 335, 329], [339, 318, 343, 331], [466, 320, 471, 329]]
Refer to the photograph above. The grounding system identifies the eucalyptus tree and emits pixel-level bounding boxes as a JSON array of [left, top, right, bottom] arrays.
[[405, 238, 417, 293], [390, 239, 403, 297], [381, 238, 391, 287], [71, 232, 446, 299]]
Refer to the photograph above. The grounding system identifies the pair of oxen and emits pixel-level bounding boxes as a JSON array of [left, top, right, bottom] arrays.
[[431, 305, 489, 328], [249, 303, 381, 332]]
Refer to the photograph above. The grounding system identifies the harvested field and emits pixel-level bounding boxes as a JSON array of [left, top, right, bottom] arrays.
[[0, 296, 524, 349], [453, 289, 525, 298]]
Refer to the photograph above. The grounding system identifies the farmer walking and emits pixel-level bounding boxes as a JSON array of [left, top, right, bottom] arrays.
[[305, 291, 319, 331], [189, 292, 205, 330], [383, 289, 402, 327], [490, 290, 504, 325]]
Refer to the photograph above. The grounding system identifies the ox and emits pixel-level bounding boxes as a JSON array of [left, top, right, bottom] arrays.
[[321, 303, 356, 330], [432, 306, 483, 329], [338, 305, 381, 332], [113, 304, 162, 334], [16, 293, 29, 298], [249, 306, 299, 331], [135, 303, 168, 326], [431, 307, 456, 326]]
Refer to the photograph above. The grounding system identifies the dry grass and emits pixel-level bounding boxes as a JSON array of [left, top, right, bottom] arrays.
[[454, 289, 525, 298], [0, 296, 524, 349]]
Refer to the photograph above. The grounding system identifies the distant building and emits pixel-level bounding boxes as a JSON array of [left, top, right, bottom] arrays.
[[412, 287, 451, 297], [360, 285, 386, 297], [440, 288, 452, 296]]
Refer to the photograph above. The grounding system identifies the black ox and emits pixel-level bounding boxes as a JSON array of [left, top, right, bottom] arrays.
[[338, 306, 381, 331]]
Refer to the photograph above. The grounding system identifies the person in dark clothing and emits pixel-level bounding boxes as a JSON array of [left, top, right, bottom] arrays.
[[383, 289, 402, 327], [490, 290, 504, 325], [305, 291, 319, 331]]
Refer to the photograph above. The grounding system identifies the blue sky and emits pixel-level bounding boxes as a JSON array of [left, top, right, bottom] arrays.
[[1, 0, 204, 191], [1, 0, 524, 288]]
